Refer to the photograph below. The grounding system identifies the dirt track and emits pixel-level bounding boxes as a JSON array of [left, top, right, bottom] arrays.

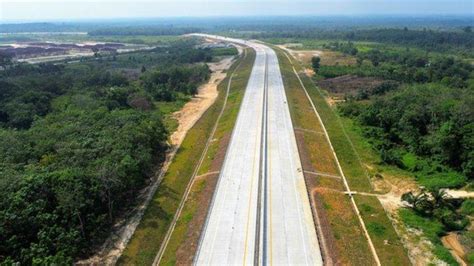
[[170, 55, 239, 146]]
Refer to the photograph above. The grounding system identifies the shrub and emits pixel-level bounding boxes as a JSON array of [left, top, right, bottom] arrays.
[[460, 199, 474, 216]]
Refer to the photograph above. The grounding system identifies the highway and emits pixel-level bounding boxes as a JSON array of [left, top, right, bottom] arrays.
[[193, 34, 322, 265]]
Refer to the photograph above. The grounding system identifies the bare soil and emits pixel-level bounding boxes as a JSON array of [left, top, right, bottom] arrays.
[[442, 233, 468, 266], [170, 56, 236, 146], [276, 45, 321, 66], [318, 75, 385, 95], [445, 189, 474, 199], [277, 45, 357, 67]]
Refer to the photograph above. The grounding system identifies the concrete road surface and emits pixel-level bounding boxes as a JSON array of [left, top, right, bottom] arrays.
[[192, 34, 322, 265]]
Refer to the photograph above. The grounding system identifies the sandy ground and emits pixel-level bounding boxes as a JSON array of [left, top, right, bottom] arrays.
[[442, 233, 468, 266], [277, 44, 356, 70], [76, 45, 241, 265], [277, 44, 322, 64], [169, 53, 239, 146], [445, 189, 474, 198]]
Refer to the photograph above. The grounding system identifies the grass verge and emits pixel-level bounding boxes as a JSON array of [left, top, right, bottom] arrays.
[[356, 195, 411, 265], [118, 49, 252, 265], [274, 46, 410, 265], [275, 47, 376, 264]]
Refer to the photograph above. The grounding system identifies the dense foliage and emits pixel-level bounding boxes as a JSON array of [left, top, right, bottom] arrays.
[[0, 39, 216, 263], [340, 84, 473, 188], [402, 189, 469, 231], [320, 42, 473, 88], [257, 28, 473, 55]]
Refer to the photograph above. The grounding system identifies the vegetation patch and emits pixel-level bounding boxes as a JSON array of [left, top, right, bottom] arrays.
[[0, 38, 218, 264], [317, 190, 375, 265], [355, 195, 411, 265], [399, 208, 458, 265]]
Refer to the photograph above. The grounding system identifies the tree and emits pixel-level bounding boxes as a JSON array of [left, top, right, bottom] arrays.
[[402, 190, 432, 215], [0, 51, 13, 69], [311, 56, 321, 72]]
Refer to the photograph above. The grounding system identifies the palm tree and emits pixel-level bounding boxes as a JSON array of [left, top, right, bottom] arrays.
[[429, 188, 451, 209], [401, 190, 432, 215]]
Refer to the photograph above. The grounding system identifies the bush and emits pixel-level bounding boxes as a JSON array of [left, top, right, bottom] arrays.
[[401, 153, 417, 170], [460, 199, 474, 216], [417, 172, 467, 189]]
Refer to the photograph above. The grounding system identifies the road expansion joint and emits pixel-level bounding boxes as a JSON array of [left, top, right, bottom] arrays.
[[303, 170, 342, 179], [294, 127, 326, 135]]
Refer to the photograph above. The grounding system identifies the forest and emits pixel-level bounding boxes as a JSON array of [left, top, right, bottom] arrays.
[[257, 28, 473, 55], [0, 39, 221, 264], [319, 41, 473, 87], [323, 39, 474, 189], [88, 26, 201, 36]]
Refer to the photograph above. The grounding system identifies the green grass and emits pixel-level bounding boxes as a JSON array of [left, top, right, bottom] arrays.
[[460, 199, 474, 216], [401, 153, 418, 170], [159, 48, 255, 265], [399, 208, 458, 265], [118, 49, 250, 265], [274, 46, 377, 265], [417, 171, 467, 189], [263, 38, 378, 51], [355, 195, 411, 265], [211, 47, 239, 57], [155, 96, 191, 133]]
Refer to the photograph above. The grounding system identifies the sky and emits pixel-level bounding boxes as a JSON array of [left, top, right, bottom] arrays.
[[1, 0, 473, 22]]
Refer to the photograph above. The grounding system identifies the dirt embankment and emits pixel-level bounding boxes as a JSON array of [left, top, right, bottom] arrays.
[[442, 233, 468, 266], [170, 53, 240, 146]]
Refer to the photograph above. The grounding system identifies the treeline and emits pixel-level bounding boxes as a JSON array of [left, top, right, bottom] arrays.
[[343, 28, 473, 54], [257, 28, 473, 55], [88, 26, 201, 36], [0, 22, 88, 33], [340, 84, 472, 189], [319, 42, 473, 88], [0, 40, 215, 264], [141, 65, 209, 101]]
